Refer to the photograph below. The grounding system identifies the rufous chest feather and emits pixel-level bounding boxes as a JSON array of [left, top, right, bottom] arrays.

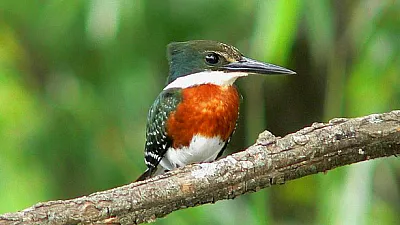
[[166, 84, 240, 148]]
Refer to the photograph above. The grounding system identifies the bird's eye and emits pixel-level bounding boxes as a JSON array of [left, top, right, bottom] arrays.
[[205, 53, 220, 65]]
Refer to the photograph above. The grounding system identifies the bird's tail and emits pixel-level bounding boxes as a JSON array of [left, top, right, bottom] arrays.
[[135, 168, 152, 182]]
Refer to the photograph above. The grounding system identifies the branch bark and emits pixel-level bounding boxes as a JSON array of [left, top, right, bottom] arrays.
[[1, 110, 399, 225]]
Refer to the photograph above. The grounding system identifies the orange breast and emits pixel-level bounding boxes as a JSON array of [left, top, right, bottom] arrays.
[[166, 84, 240, 148]]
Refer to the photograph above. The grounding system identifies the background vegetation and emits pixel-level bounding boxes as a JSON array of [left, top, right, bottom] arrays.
[[0, 0, 399, 224]]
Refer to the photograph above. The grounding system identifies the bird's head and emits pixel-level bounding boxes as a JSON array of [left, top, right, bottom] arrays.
[[164, 40, 295, 90]]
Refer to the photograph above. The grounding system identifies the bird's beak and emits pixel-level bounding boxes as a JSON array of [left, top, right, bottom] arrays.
[[222, 57, 296, 75]]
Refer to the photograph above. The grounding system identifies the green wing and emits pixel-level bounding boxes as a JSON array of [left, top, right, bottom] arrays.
[[142, 88, 182, 177]]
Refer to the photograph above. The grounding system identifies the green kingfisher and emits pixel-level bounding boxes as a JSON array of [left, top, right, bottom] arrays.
[[136, 40, 295, 181]]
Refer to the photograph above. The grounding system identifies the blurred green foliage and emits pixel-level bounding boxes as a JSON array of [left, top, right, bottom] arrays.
[[0, 0, 399, 224]]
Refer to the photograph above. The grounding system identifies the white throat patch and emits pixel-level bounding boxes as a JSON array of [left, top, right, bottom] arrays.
[[164, 71, 248, 90]]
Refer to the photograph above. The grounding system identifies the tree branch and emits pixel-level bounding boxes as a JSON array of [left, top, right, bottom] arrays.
[[1, 111, 399, 225]]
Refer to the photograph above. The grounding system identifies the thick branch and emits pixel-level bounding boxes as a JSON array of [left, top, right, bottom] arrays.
[[1, 111, 399, 225]]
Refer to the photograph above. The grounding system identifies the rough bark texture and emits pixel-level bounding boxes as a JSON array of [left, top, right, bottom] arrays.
[[1, 110, 399, 225]]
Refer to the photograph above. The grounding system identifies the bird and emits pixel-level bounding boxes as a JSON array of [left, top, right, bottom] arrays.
[[136, 40, 295, 181]]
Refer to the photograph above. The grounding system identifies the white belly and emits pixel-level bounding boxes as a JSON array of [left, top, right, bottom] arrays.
[[160, 135, 225, 171]]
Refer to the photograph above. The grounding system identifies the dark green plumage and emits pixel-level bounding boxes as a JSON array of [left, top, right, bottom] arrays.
[[166, 40, 296, 85], [136, 88, 182, 181], [166, 40, 242, 84]]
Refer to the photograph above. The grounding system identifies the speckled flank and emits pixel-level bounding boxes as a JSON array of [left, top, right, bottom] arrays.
[[142, 88, 182, 176]]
